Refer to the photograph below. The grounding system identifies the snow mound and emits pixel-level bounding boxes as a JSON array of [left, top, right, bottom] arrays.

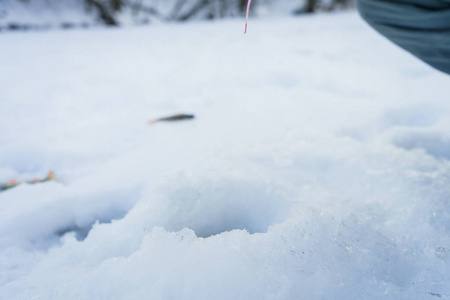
[[1, 12, 450, 299]]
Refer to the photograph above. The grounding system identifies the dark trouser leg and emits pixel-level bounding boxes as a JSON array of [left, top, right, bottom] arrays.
[[356, 0, 450, 75]]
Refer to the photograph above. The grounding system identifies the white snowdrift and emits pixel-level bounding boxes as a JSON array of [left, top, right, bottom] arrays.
[[0, 13, 449, 299]]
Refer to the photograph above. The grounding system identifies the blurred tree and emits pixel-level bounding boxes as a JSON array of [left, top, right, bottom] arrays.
[[111, 0, 123, 11], [295, 0, 316, 13], [166, 0, 253, 21], [85, 0, 118, 25], [176, 0, 213, 21], [294, 0, 353, 14], [2, 0, 353, 30], [238, 0, 247, 12]]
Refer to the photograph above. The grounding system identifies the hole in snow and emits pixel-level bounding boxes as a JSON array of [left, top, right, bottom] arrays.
[[54, 208, 129, 241], [2, 187, 141, 251], [144, 175, 292, 238], [55, 225, 92, 241]]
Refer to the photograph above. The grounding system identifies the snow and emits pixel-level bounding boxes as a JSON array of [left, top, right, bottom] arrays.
[[1, 12, 450, 299]]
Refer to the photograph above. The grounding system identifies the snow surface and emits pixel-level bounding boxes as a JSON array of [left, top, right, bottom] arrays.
[[1, 12, 450, 299]]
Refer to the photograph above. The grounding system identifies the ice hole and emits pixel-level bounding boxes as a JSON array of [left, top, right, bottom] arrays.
[[148, 177, 292, 238]]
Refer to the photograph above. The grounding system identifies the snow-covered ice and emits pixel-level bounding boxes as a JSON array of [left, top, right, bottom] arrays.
[[1, 12, 450, 299]]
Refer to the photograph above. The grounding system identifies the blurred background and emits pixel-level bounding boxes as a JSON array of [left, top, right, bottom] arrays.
[[0, 0, 354, 31]]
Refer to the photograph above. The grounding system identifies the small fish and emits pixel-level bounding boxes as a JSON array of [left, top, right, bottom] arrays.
[[149, 114, 195, 124]]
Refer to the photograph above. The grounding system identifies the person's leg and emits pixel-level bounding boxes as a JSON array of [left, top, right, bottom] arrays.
[[357, 0, 450, 75]]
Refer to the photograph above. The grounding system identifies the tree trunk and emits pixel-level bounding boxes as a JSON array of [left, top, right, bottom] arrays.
[[218, 0, 227, 17], [177, 0, 212, 21], [293, 0, 318, 14], [239, 0, 247, 13], [85, 0, 118, 25], [110, 0, 123, 12]]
